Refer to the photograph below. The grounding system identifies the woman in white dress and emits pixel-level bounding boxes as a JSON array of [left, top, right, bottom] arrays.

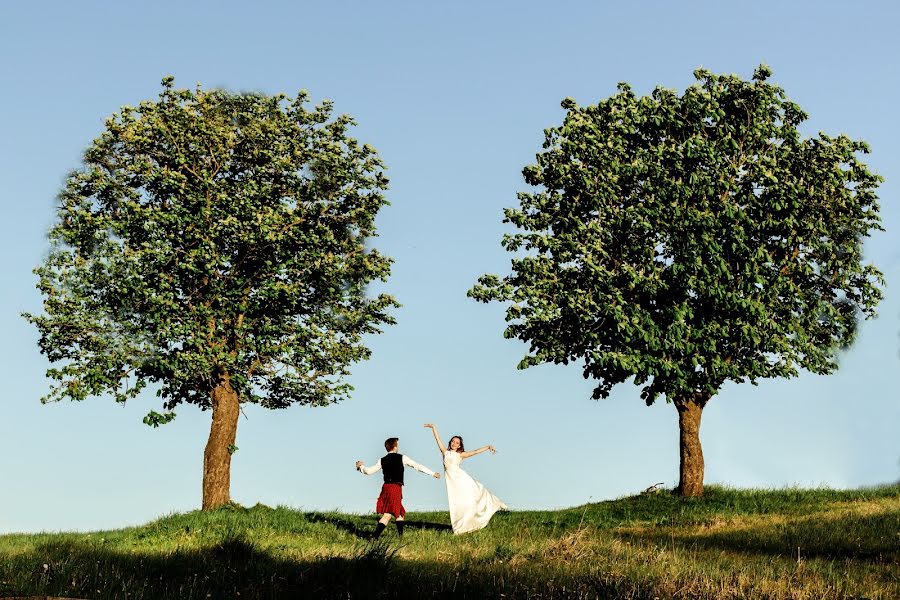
[[423, 423, 507, 534]]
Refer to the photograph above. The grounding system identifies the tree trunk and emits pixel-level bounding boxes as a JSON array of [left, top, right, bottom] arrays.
[[675, 394, 709, 497], [202, 372, 240, 510]]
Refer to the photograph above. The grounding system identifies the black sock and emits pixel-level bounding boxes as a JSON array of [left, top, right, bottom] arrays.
[[374, 522, 387, 538], [396, 521, 405, 537]]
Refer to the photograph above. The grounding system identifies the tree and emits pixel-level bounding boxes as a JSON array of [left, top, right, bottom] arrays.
[[25, 78, 398, 509], [469, 66, 884, 496]]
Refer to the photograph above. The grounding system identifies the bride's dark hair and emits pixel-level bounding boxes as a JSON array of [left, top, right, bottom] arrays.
[[447, 435, 465, 453]]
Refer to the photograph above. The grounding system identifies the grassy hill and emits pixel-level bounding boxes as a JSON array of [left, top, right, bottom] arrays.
[[1, 485, 897, 599]]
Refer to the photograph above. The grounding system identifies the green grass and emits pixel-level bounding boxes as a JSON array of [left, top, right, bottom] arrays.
[[1, 485, 897, 599]]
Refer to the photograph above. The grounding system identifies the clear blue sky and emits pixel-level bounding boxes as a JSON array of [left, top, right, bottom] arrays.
[[1, 1, 898, 533]]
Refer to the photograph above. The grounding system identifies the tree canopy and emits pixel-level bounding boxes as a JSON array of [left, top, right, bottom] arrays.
[[470, 65, 884, 495], [26, 78, 398, 507]]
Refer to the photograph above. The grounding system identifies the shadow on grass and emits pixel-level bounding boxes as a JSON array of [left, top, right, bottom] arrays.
[[0, 535, 389, 600], [304, 513, 453, 539], [400, 520, 453, 533], [0, 533, 616, 600], [304, 512, 371, 538], [615, 507, 900, 563]]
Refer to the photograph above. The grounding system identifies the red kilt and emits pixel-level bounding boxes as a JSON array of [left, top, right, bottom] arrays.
[[376, 483, 405, 518]]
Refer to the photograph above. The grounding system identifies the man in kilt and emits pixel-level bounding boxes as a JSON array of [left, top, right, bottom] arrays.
[[356, 437, 441, 538]]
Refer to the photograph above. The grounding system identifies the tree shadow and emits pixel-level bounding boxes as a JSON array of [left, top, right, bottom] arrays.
[[0, 535, 616, 600], [614, 508, 899, 564], [0, 535, 391, 600]]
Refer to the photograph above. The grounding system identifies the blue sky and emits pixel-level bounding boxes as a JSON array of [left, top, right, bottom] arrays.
[[1, 1, 898, 533]]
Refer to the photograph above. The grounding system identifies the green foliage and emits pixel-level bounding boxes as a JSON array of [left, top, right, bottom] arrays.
[[24, 77, 398, 420], [471, 65, 884, 404]]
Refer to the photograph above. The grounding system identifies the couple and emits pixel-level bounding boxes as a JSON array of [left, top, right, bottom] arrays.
[[355, 423, 506, 537]]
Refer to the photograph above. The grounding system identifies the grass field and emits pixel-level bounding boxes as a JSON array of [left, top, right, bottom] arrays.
[[0, 485, 897, 599]]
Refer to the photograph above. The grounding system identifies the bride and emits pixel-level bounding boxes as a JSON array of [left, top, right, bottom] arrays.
[[424, 423, 507, 534]]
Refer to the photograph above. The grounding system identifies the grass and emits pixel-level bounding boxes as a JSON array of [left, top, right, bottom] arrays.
[[0, 485, 896, 599]]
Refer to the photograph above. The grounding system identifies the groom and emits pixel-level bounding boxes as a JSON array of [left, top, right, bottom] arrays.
[[356, 437, 440, 538]]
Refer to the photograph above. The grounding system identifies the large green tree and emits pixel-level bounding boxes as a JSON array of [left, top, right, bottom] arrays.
[[470, 66, 884, 496], [25, 78, 398, 509]]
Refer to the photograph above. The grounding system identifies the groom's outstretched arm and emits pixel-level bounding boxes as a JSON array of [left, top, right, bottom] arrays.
[[356, 458, 382, 475], [403, 455, 441, 479]]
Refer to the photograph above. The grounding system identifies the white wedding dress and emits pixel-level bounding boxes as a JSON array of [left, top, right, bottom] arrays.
[[442, 450, 507, 534]]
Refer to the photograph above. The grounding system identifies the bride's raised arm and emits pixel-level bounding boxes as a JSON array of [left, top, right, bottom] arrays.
[[423, 423, 446, 454]]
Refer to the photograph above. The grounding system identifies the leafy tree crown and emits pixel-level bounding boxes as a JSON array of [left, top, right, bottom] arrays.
[[26, 78, 399, 424], [470, 66, 884, 404]]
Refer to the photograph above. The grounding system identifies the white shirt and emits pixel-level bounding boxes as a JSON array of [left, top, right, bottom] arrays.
[[358, 452, 437, 477]]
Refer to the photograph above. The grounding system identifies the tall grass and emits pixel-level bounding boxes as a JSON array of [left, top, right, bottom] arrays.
[[0, 485, 896, 599]]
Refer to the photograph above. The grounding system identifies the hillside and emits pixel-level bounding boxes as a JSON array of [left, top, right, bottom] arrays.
[[1, 485, 897, 599]]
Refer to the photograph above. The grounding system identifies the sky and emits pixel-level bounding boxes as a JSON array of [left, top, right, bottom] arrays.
[[1, 1, 898, 533]]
